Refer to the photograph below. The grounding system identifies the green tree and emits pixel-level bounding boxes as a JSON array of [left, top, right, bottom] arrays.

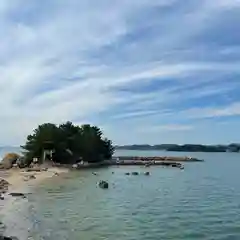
[[21, 122, 114, 164]]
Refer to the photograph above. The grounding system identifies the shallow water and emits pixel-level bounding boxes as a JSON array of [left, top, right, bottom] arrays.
[[2, 150, 240, 239]]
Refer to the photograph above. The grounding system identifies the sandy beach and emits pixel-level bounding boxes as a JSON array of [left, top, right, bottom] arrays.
[[1, 167, 69, 192]]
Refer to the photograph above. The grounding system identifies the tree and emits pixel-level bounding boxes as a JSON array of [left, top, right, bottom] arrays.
[[21, 122, 114, 164]]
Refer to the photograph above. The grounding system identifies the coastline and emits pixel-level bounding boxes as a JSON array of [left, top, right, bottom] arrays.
[[0, 167, 69, 239], [2, 167, 69, 192]]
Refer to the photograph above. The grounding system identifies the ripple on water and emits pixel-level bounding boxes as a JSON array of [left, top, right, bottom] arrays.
[[2, 154, 240, 240]]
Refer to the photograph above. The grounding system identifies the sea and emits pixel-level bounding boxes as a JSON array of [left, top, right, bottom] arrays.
[[1, 148, 240, 240]]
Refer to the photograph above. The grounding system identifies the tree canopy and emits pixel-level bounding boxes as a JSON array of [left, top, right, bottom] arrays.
[[21, 122, 114, 164]]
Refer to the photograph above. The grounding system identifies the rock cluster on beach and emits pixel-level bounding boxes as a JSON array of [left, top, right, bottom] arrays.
[[0, 153, 20, 170]]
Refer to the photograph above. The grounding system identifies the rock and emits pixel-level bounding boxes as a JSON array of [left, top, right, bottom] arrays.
[[0, 236, 19, 240], [98, 180, 109, 189], [0, 153, 20, 169], [25, 167, 41, 172], [28, 175, 36, 180], [131, 172, 139, 176], [171, 163, 182, 168], [23, 174, 36, 181], [125, 172, 130, 175], [92, 172, 98, 176], [30, 175, 36, 179], [9, 193, 27, 199], [0, 194, 4, 200], [16, 156, 28, 168], [0, 179, 10, 193], [144, 172, 150, 176]]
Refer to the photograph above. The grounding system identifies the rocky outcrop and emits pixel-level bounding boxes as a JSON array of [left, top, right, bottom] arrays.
[[0, 153, 20, 169]]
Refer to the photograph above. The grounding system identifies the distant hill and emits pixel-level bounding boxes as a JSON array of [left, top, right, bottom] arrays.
[[115, 144, 240, 152]]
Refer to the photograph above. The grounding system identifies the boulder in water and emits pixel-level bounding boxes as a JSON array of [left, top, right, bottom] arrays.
[[144, 172, 150, 176], [0, 236, 19, 240], [98, 180, 109, 189], [131, 172, 139, 176], [9, 193, 27, 199], [0, 194, 4, 200]]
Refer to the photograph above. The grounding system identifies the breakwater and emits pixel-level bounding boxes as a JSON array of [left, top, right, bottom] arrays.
[[70, 156, 203, 169]]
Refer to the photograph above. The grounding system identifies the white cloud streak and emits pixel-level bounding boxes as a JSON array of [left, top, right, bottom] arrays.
[[0, 0, 239, 145]]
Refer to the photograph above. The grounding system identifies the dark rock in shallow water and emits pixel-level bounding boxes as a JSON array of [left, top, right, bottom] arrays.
[[144, 172, 150, 176], [0, 236, 19, 240], [9, 193, 27, 198], [125, 172, 130, 175], [98, 180, 109, 189], [171, 163, 182, 168], [132, 172, 139, 175], [0, 194, 4, 200]]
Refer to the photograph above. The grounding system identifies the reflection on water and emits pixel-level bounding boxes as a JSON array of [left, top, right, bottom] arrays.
[[2, 150, 240, 240]]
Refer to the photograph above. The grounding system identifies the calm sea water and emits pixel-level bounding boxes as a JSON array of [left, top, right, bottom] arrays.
[[2, 149, 240, 239]]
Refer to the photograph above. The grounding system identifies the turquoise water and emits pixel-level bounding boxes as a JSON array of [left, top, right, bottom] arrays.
[[2, 150, 240, 239]]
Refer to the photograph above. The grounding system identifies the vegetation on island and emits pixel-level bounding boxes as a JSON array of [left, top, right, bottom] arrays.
[[115, 144, 240, 152], [21, 121, 114, 165]]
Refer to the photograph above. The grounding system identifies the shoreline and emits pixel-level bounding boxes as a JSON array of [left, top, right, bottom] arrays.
[[0, 167, 69, 239]]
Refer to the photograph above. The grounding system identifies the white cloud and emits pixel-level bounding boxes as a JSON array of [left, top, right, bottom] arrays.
[[170, 102, 240, 119], [0, 0, 239, 145], [139, 124, 194, 132]]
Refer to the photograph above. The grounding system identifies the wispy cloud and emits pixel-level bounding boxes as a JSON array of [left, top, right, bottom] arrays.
[[139, 124, 194, 133], [0, 0, 239, 145]]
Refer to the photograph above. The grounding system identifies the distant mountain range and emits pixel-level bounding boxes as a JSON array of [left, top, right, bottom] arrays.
[[115, 144, 240, 152]]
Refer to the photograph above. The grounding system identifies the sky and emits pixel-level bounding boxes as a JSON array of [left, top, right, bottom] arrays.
[[0, 0, 240, 146]]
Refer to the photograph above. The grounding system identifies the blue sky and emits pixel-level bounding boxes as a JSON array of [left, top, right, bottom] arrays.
[[0, 0, 240, 145]]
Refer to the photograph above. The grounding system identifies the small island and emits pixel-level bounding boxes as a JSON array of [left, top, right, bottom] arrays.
[[0, 122, 207, 171], [21, 121, 114, 166]]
